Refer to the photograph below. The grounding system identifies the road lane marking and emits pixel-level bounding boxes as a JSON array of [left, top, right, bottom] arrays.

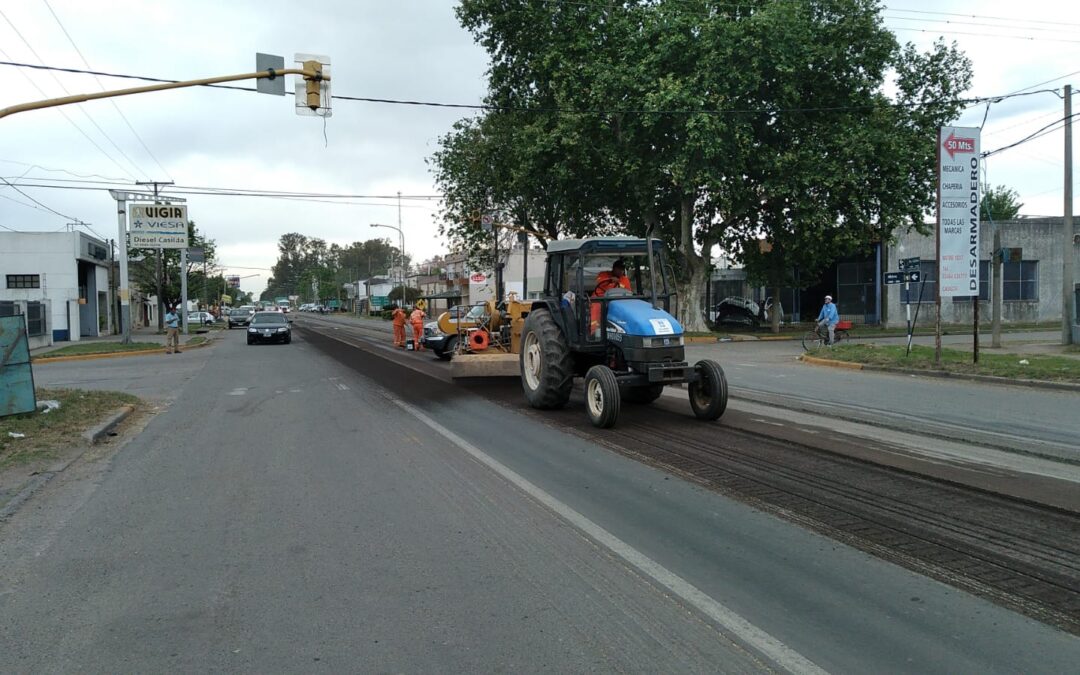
[[383, 393, 827, 675], [228, 388, 248, 396], [336, 383, 349, 391]]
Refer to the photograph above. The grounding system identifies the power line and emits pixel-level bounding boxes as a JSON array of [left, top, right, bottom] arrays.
[[0, 60, 1063, 116], [0, 175, 81, 221], [884, 14, 1080, 37], [40, 0, 173, 181], [0, 158, 130, 182], [892, 26, 1080, 45], [884, 6, 1080, 30], [0, 10, 150, 179], [983, 112, 1080, 158]]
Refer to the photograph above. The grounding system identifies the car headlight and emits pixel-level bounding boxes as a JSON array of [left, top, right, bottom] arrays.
[[648, 336, 683, 347], [248, 327, 257, 333], [277, 327, 288, 332]]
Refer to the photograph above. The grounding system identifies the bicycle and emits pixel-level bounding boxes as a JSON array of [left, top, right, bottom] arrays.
[[801, 320, 853, 351]]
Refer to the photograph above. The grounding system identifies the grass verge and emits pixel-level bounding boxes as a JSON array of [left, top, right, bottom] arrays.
[[808, 344, 1080, 383], [35, 342, 161, 359], [0, 388, 139, 467]]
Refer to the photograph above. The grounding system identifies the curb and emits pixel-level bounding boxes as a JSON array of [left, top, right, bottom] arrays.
[[800, 354, 865, 370], [81, 404, 136, 444], [800, 354, 1080, 391], [1, 404, 137, 521], [32, 337, 214, 364]]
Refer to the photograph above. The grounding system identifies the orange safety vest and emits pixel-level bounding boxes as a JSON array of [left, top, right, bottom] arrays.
[[392, 308, 406, 326], [409, 309, 425, 324], [593, 271, 631, 297]]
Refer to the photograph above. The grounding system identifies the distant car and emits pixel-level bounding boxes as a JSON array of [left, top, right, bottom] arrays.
[[247, 311, 292, 345], [187, 311, 215, 326], [227, 308, 255, 328], [421, 304, 484, 360]]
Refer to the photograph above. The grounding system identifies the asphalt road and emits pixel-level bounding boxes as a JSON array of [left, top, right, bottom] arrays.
[[2, 326, 1078, 672]]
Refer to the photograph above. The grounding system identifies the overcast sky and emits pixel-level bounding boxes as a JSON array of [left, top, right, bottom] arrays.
[[2, 0, 1079, 297]]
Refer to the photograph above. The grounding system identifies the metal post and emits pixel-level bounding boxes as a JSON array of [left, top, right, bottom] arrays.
[[934, 129, 943, 367], [181, 248, 189, 335], [114, 194, 132, 344], [1064, 84, 1075, 345], [973, 286, 979, 363], [992, 226, 1002, 348]]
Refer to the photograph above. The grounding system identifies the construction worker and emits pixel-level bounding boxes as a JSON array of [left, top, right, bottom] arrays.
[[591, 259, 632, 336], [391, 304, 407, 348], [409, 304, 426, 351], [593, 258, 632, 297]]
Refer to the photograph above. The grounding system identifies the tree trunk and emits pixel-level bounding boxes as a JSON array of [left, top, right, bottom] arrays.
[[675, 193, 711, 333]]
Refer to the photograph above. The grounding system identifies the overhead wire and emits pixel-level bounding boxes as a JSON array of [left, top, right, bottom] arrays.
[[0, 175, 82, 221], [0, 60, 1066, 117], [0, 9, 150, 180], [40, 0, 173, 181]]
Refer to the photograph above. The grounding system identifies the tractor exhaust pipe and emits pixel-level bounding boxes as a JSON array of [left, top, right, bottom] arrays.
[[646, 222, 659, 309]]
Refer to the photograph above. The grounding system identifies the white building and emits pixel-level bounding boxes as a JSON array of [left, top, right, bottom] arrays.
[[0, 231, 114, 349]]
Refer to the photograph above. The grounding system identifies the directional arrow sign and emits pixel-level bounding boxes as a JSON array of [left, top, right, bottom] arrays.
[[900, 256, 921, 271], [942, 130, 976, 160], [904, 270, 921, 283]]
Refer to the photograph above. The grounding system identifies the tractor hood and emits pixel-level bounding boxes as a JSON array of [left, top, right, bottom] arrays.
[[607, 299, 683, 337]]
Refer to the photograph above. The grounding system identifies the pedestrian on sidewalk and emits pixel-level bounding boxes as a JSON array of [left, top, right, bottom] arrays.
[[816, 295, 839, 345], [164, 306, 181, 354], [409, 305, 426, 351], [391, 304, 407, 348]]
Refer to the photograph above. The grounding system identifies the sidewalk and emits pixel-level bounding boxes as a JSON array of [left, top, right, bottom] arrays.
[[30, 324, 220, 357]]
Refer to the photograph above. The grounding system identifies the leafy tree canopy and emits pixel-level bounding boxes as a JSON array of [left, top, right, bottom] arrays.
[[980, 184, 1023, 221]]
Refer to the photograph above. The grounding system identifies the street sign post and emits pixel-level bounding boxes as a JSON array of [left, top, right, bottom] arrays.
[[937, 125, 982, 365], [900, 256, 921, 271]]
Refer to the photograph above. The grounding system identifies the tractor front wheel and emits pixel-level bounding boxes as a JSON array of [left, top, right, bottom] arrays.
[[688, 359, 728, 421], [584, 365, 621, 428], [520, 310, 573, 409]]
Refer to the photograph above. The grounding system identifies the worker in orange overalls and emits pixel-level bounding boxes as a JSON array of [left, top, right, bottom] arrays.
[[409, 304, 427, 351], [391, 304, 407, 348], [591, 259, 632, 336]]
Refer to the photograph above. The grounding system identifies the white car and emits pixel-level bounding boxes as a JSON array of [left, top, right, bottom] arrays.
[[187, 311, 215, 326]]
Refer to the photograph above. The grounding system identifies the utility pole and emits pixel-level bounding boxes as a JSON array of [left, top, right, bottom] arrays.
[[992, 224, 1002, 348], [136, 180, 174, 332], [1064, 84, 1075, 345]]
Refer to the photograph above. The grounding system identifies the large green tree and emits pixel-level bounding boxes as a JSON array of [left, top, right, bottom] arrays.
[[447, 0, 972, 331]]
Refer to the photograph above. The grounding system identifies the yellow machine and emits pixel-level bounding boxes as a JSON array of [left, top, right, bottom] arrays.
[[447, 299, 532, 378]]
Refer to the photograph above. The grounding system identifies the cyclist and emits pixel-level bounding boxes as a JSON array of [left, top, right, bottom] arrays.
[[815, 295, 839, 345]]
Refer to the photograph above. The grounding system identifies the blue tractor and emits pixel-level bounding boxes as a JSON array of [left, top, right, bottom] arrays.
[[519, 237, 728, 428]]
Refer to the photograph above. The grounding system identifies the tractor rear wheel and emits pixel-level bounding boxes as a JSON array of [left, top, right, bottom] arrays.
[[688, 359, 728, 421], [622, 384, 664, 404], [584, 365, 621, 428], [520, 310, 573, 409]]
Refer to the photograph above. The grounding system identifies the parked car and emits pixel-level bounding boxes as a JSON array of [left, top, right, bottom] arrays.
[[227, 308, 255, 328], [247, 311, 292, 345], [187, 311, 215, 326]]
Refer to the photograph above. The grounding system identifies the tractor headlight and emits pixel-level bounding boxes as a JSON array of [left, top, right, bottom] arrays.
[[648, 336, 683, 347], [606, 321, 625, 334]]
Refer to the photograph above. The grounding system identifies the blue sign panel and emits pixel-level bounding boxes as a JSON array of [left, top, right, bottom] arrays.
[[0, 315, 36, 418]]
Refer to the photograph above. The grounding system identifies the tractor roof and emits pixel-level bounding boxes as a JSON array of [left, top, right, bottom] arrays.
[[546, 237, 663, 255]]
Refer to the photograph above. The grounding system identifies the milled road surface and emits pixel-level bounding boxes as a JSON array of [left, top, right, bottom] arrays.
[[2, 324, 1078, 672]]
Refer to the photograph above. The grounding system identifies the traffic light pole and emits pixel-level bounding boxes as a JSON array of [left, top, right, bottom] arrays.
[[0, 65, 328, 119]]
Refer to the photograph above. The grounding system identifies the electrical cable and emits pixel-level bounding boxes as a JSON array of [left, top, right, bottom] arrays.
[[0, 9, 151, 180], [0, 176, 83, 221], [983, 112, 1080, 158], [1, 60, 1061, 117], [41, 0, 174, 181]]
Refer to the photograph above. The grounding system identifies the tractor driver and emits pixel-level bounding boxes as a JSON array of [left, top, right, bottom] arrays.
[[593, 258, 631, 297]]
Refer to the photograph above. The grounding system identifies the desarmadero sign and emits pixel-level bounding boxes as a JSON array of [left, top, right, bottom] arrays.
[[937, 127, 981, 298], [129, 204, 189, 249]]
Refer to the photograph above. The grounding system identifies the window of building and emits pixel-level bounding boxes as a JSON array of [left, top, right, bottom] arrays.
[[6, 274, 40, 289], [26, 301, 46, 337], [0, 301, 19, 317], [952, 261, 990, 303], [901, 261, 936, 303], [837, 260, 876, 316], [1003, 261, 1038, 301]]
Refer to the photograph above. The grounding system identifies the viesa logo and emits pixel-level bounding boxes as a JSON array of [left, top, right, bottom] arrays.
[[942, 131, 975, 159]]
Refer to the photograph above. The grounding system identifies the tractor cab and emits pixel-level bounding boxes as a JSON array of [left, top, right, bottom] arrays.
[[520, 236, 728, 429], [544, 237, 678, 348]]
